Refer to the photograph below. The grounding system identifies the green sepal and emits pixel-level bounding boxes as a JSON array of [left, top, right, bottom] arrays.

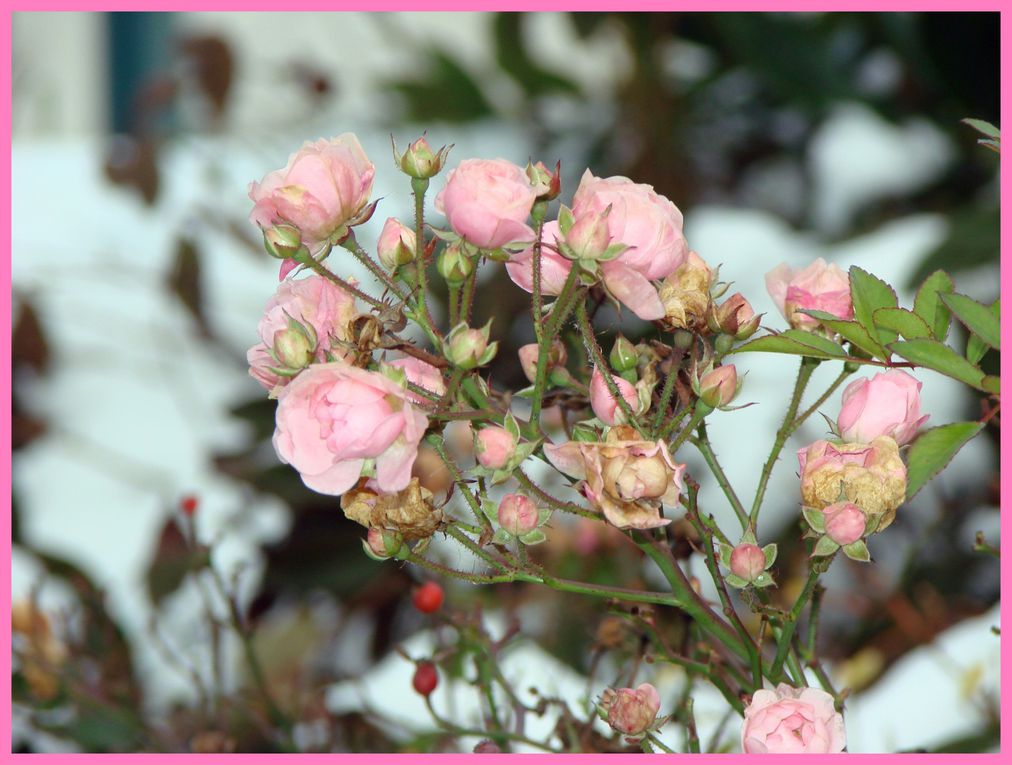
[[803, 507, 826, 534], [812, 535, 840, 557], [762, 543, 778, 568], [842, 540, 871, 562]]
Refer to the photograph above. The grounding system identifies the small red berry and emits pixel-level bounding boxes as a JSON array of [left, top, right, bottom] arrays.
[[180, 495, 199, 516], [412, 661, 438, 696], [412, 581, 444, 614]]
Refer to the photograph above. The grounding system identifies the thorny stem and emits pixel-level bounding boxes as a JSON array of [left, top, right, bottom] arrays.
[[341, 234, 409, 301], [295, 250, 386, 309], [690, 425, 749, 530], [771, 563, 827, 679], [527, 270, 582, 438], [575, 298, 642, 430]]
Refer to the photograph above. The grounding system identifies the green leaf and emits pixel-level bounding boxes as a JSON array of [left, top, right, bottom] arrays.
[[800, 310, 886, 359], [842, 540, 871, 562], [849, 266, 898, 347], [520, 529, 547, 546], [905, 422, 985, 500], [913, 270, 955, 341], [962, 118, 1000, 139], [889, 339, 987, 391], [940, 293, 1000, 350], [982, 376, 1000, 395], [812, 535, 840, 557], [752, 572, 775, 588], [732, 330, 848, 360], [909, 207, 999, 286], [873, 308, 933, 341], [967, 334, 989, 365]]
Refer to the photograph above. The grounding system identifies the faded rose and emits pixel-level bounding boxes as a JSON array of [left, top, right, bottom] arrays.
[[658, 251, 713, 330], [272, 361, 429, 495], [435, 158, 537, 249], [765, 258, 852, 330], [837, 370, 928, 446], [545, 426, 685, 530], [741, 683, 846, 754], [601, 683, 661, 736]]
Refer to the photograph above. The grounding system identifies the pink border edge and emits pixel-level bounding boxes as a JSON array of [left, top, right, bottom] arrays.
[[1, 3, 1006, 761]]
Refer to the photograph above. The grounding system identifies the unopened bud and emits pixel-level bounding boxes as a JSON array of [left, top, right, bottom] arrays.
[[497, 493, 539, 536], [729, 543, 766, 582], [377, 217, 416, 270], [823, 501, 866, 546], [394, 135, 451, 180], [473, 740, 502, 754], [713, 292, 760, 340], [474, 426, 517, 470], [601, 683, 661, 736], [526, 159, 562, 201], [518, 341, 568, 384], [445, 321, 498, 370], [264, 224, 307, 261], [272, 319, 317, 371], [365, 527, 405, 559], [609, 335, 638, 373], [564, 207, 613, 262], [673, 329, 695, 350], [698, 365, 738, 409], [437, 243, 473, 286]]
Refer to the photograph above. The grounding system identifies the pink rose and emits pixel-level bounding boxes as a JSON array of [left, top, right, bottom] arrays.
[[741, 683, 846, 753], [249, 134, 375, 253], [698, 365, 738, 409], [505, 221, 575, 295], [388, 357, 446, 403], [435, 159, 537, 249], [272, 361, 429, 496], [497, 493, 539, 536], [474, 426, 516, 470], [822, 502, 866, 546], [546, 426, 684, 530], [601, 683, 661, 736], [572, 171, 689, 320], [377, 217, 416, 270], [837, 370, 928, 446], [590, 367, 639, 425], [247, 275, 358, 395], [765, 258, 853, 330], [730, 543, 766, 582]]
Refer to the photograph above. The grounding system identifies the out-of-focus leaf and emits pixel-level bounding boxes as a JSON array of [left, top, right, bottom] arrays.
[[145, 518, 205, 606], [179, 35, 233, 118], [493, 14, 579, 96], [166, 236, 211, 338], [387, 50, 493, 122], [889, 338, 987, 391], [909, 206, 999, 286], [913, 269, 955, 341], [962, 117, 999, 139], [905, 421, 984, 500], [940, 293, 1000, 350], [849, 266, 898, 347], [732, 329, 848, 360], [873, 307, 933, 341], [104, 135, 159, 205]]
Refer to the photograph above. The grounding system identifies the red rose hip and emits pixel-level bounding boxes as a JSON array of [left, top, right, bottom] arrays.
[[412, 661, 438, 696], [412, 581, 444, 614]]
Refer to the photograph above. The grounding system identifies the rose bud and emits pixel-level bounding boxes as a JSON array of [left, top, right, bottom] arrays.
[[742, 683, 846, 754], [712, 291, 761, 340], [729, 543, 766, 583], [659, 251, 713, 330], [394, 135, 451, 180], [698, 365, 738, 409], [837, 370, 928, 446], [497, 493, 539, 536], [562, 206, 614, 262], [473, 740, 502, 754], [609, 335, 638, 373], [365, 527, 405, 559], [765, 258, 852, 331], [437, 242, 474, 286], [822, 501, 867, 546], [445, 321, 498, 370], [377, 217, 416, 270], [527, 159, 562, 201], [798, 436, 907, 529], [272, 319, 317, 371], [518, 340, 568, 385], [601, 683, 661, 736], [589, 367, 639, 425], [263, 223, 308, 261], [474, 426, 517, 470]]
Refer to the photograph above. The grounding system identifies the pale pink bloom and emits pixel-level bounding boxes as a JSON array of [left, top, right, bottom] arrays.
[[249, 134, 375, 251], [505, 221, 575, 295], [272, 361, 428, 496], [590, 367, 639, 425], [822, 502, 867, 546], [765, 258, 852, 330], [837, 370, 928, 446], [247, 275, 358, 395], [741, 683, 846, 754], [730, 543, 766, 582], [376, 217, 416, 270], [497, 494, 539, 535], [602, 683, 661, 736], [474, 426, 516, 470], [387, 357, 446, 404], [435, 158, 537, 249], [546, 426, 684, 530], [573, 171, 689, 320]]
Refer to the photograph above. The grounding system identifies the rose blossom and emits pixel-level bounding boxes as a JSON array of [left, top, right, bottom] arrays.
[[590, 367, 640, 425], [765, 258, 852, 330], [837, 370, 928, 446], [247, 275, 358, 395], [506, 172, 689, 320], [249, 134, 375, 255], [474, 426, 516, 470], [741, 683, 846, 754], [272, 361, 429, 496], [387, 357, 446, 403], [601, 683, 661, 736], [822, 501, 867, 546], [546, 426, 685, 529], [435, 158, 537, 249], [798, 436, 907, 530]]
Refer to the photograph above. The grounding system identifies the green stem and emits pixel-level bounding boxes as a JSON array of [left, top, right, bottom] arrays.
[[690, 424, 749, 530], [749, 357, 819, 528], [426, 435, 492, 533], [527, 271, 582, 438], [411, 178, 437, 334], [791, 366, 853, 429], [341, 234, 409, 300], [514, 468, 599, 520], [651, 360, 683, 438], [664, 402, 707, 452], [771, 564, 825, 679], [575, 299, 641, 430], [295, 251, 385, 309]]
